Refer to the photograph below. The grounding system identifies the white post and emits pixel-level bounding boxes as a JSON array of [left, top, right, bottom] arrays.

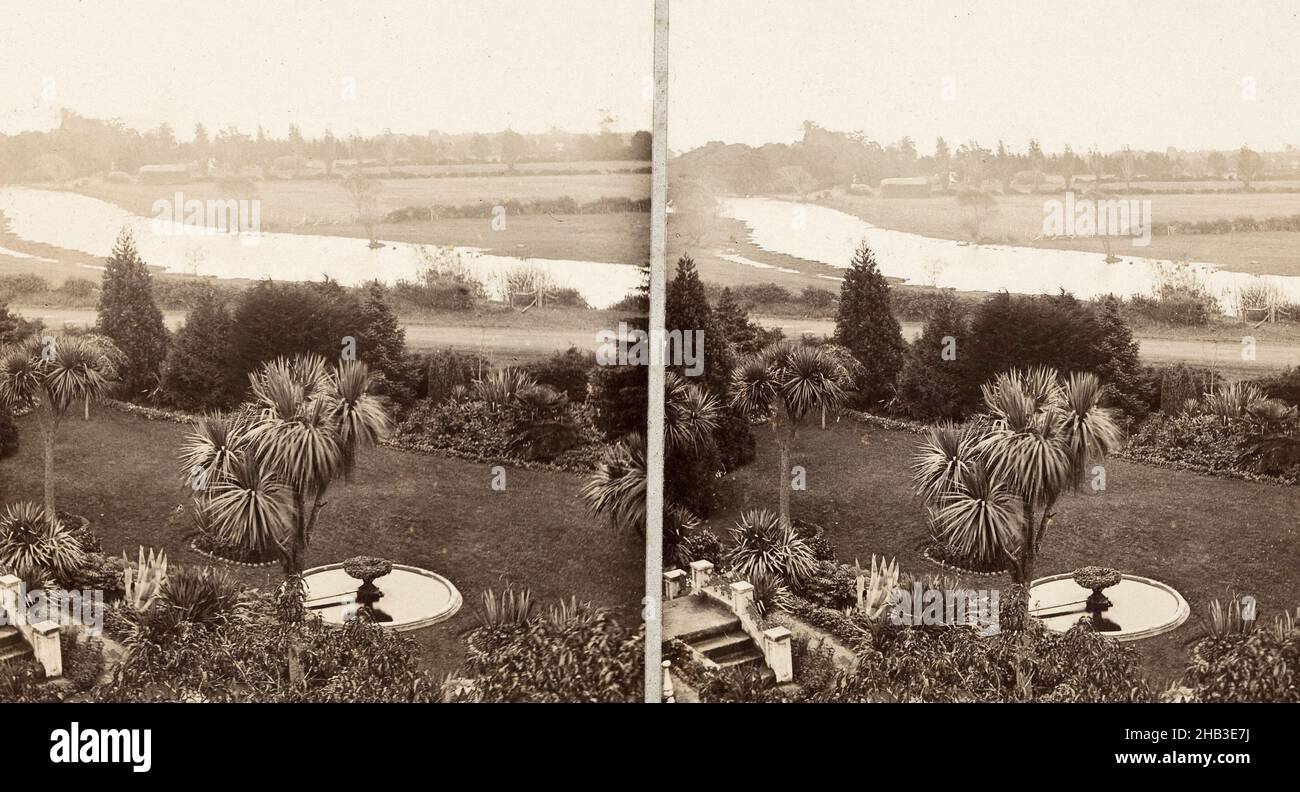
[[688, 560, 714, 592], [661, 660, 675, 702], [663, 569, 686, 601], [31, 620, 62, 678], [729, 581, 755, 614], [762, 626, 793, 683]]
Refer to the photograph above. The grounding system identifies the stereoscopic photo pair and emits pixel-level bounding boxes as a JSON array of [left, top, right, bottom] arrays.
[[1, 1, 1298, 708]]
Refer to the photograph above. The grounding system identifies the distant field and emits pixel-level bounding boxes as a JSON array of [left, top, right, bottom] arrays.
[[78, 172, 651, 228], [819, 190, 1300, 275]]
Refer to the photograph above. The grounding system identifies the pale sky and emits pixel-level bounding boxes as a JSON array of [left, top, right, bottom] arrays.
[[669, 0, 1300, 154], [0, 0, 653, 138]]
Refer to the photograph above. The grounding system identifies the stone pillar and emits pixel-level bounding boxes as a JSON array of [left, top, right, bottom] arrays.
[[0, 574, 20, 624], [762, 626, 793, 683], [688, 560, 714, 592], [662, 569, 686, 601], [729, 581, 755, 614], [31, 620, 62, 678]]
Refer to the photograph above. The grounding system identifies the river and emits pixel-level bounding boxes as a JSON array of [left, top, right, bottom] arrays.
[[0, 187, 641, 309], [721, 196, 1300, 314]]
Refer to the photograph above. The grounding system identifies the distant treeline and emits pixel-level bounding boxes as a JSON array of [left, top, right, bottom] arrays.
[[672, 121, 1299, 196], [0, 109, 651, 183], [382, 195, 651, 223]]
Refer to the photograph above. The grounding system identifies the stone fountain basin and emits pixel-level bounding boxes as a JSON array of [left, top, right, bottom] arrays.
[[1029, 572, 1190, 641], [301, 562, 462, 632]]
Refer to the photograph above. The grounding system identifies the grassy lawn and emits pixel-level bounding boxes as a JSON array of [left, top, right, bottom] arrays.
[[707, 419, 1300, 687], [0, 409, 642, 678]]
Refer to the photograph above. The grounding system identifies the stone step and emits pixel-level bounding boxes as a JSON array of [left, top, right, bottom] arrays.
[[0, 644, 33, 665], [692, 630, 762, 665], [0, 625, 25, 650], [663, 596, 742, 644]]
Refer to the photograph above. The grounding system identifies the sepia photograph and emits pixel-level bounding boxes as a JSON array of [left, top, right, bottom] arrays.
[[0, 0, 1294, 771], [661, 0, 1300, 708], [0, 0, 652, 705]]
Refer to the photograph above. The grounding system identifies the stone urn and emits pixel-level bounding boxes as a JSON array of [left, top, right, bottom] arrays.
[[342, 556, 392, 602], [1073, 566, 1122, 611]]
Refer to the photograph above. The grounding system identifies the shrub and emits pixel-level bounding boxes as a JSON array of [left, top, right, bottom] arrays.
[[0, 659, 61, 702], [893, 293, 970, 419], [394, 396, 605, 470], [525, 346, 594, 402], [458, 601, 643, 703], [0, 405, 17, 459], [157, 566, 243, 628], [61, 632, 105, 692], [1184, 625, 1299, 702], [423, 349, 491, 404], [61, 552, 127, 600], [96, 580, 443, 702]]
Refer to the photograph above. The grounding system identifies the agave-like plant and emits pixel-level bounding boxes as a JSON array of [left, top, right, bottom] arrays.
[[476, 583, 534, 630], [749, 570, 794, 618], [913, 366, 1123, 590], [729, 342, 846, 524], [0, 502, 85, 583], [725, 508, 817, 587], [179, 354, 390, 574], [122, 546, 168, 613], [471, 368, 536, 411], [0, 334, 120, 520], [1202, 381, 1267, 422]]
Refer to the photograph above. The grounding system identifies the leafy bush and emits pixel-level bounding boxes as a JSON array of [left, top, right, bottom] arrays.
[[0, 659, 61, 702], [1251, 367, 1300, 407], [525, 346, 594, 402], [95, 579, 443, 702], [61, 552, 127, 600], [1184, 625, 1299, 702], [458, 601, 643, 703], [1125, 412, 1300, 479], [393, 396, 605, 470], [61, 632, 105, 692], [157, 566, 243, 627], [0, 405, 17, 459]]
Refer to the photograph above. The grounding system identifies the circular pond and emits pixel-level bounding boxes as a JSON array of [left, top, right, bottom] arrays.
[[301, 562, 462, 632], [1028, 572, 1189, 641]]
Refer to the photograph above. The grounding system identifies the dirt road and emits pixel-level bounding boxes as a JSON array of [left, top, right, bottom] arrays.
[[758, 317, 1300, 379], [11, 306, 604, 365]]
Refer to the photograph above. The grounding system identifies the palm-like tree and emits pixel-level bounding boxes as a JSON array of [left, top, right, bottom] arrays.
[[729, 342, 845, 525], [180, 354, 390, 574], [0, 334, 119, 519], [582, 373, 719, 535], [911, 366, 1123, 591]]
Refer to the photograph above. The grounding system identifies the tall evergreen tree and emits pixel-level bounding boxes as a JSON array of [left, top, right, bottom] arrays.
[[96, 228, 169, 398], [1094, 295, 1148, 419], [893, 293, 970, 419], [160, 284, 236, 411], [666, 256, 731, 390], [353, 281, 412, 404], [832, 242, 905, 408]]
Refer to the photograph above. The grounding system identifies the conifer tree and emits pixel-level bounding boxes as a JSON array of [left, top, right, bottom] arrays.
[[832, 242, 905, 407], [96, 228, 169, 398]]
